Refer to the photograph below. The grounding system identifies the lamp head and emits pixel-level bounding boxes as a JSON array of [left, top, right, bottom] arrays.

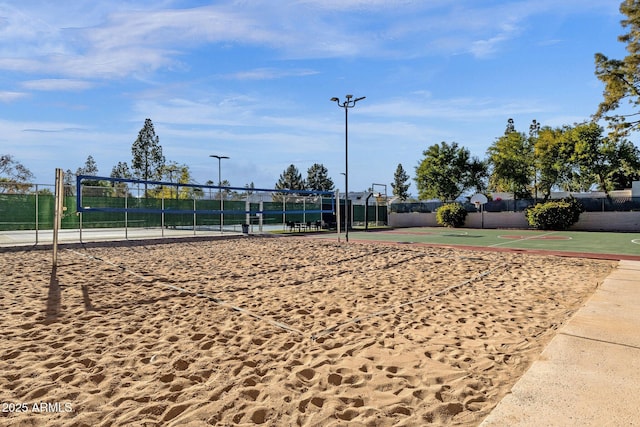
[[330, 97, 339, 102], [354, 96, 366, 102], [346, 94, 353, 99]]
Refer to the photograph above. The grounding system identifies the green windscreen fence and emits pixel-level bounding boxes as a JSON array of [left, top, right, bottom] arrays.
[[0, 193, 55, 231], [0, 194, 361, 231]]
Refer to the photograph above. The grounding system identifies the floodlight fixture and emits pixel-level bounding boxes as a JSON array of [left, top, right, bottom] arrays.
[[329, 94, 366, 242]]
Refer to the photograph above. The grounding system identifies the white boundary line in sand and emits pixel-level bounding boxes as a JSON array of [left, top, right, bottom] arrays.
[[66, 242, 509, 341], [65, 248, 305, 336], [489, 231, 558, 248], [311, 262, 508, 340]]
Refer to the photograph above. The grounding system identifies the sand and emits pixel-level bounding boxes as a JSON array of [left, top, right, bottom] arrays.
[[0, 236, 615, 426]]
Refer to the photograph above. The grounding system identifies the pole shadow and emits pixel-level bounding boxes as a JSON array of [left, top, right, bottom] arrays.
[[44, 266, 61, 324], [81, 285, 97, 311]]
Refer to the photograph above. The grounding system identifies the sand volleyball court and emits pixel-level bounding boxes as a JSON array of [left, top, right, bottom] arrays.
[[1, 237, 614, 426]]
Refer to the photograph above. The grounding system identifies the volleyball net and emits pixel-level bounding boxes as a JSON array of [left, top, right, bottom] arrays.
[[75, 175, 336, 233]]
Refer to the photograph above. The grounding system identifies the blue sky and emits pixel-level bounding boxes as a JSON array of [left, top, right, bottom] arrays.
[[0, 0, 628, 196]]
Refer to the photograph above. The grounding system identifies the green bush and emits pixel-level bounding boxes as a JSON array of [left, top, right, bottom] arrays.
[[436, 203, 467, 228], [526, 197, 584, 230]]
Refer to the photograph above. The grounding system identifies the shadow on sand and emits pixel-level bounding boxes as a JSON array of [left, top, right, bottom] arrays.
[[44, 266, 61, 324]]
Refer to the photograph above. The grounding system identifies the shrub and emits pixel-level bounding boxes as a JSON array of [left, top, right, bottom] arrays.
[[526, 197, 584, 230], [436, 203, 467, 228]]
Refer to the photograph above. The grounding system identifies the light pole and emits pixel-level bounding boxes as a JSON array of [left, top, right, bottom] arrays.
[[210, 154, 229, 232], [330, 94, 365, 242]]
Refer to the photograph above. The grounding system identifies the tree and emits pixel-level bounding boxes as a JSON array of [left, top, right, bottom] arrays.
[[611, 139, 640, 189], [244, 182, 255, 196], [529, 122, 640, 196], [505, 117, 516, 134], [131, 118, 165, 196], [594, 0, 640, 137], [391, 163, 410, 201], [562, 122, 609, 192], [563, 122, 640, 194], [415, 141, 487, 201], [528, 119, 542, 199], [62, 169, 79, 196], [534, 126, 567, 199], [110, 162, 132, 198], [76, 155, 101, 186], [219, 179, 240, 200], [72, 155, 111, 196], [0, 154, 34, 193], [77, 155, 98, 176], [154, 162, 195, 199], [275, 164, 306, 198], [487, 126, 534, 199], [111, 162, 132, 179], [306, 163, 334, 191]]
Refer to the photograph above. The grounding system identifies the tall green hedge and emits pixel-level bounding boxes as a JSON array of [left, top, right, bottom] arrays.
[[526, 198, 584, 230], [436, 203, 467, 228]]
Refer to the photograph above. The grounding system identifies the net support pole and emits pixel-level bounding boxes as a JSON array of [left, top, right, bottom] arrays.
[[336, 189, 341, 243], [125, 195, 128, 240], [259, 200, 264, 232], [245, 197, 250, 231], [282, 195, 286, 230], [35, 184, 39, 245], [52, 168, 64, 267], [161, 197, 165, 237]]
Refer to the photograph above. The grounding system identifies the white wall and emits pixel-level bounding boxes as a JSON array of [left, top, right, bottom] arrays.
[[389, 211, 640, 232]]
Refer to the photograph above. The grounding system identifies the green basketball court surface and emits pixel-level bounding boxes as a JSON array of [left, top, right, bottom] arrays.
[[312, 227, 640, 260]]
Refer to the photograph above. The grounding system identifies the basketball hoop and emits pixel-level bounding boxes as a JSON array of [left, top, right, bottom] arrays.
[[470, 193, 488, 207], [470, 193, 488, 229]]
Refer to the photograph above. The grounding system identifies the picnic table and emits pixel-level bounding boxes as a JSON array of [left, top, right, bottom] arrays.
[[287, 221, 322, 232]]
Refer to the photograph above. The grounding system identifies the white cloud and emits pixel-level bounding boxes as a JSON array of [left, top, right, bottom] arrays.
[[0, 91, 27, 102], [362, 95, 546, 121], [296, 0, 425, 11], [469, 20, 523, 58], [21, 79, 93, 91], [0, 1, 533, 81], [0, 0, 621, 78], [224, 68, 320, 81]]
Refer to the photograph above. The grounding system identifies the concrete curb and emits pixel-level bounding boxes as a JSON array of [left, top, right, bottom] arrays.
[[480, 260, 640, 426]]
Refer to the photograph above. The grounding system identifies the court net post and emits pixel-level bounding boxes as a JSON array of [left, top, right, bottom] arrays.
[[52, 168, 64, 268]]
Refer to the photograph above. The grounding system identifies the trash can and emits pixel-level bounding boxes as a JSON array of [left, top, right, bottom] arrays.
[[241, 223, 249, 234]]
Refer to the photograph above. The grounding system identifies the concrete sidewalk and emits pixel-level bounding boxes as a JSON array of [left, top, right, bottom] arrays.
[[481, 260, 640, 426], [0, 227, 246, 247]]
